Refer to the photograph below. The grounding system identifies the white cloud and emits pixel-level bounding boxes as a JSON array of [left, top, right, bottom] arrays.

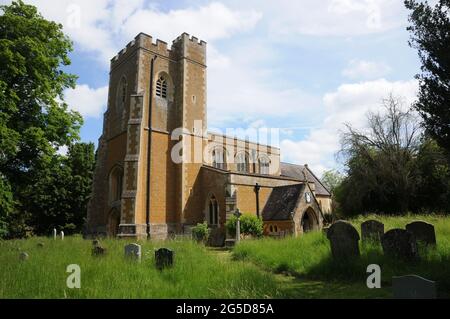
[[342, 59, 391, 80], [9, 0, 262, 67], [122, 2, 262, 44], [64, 85, 108, 118], [227, 0, 407, 38], [207, 40, 322, 127], [280, 79, 419, 177]]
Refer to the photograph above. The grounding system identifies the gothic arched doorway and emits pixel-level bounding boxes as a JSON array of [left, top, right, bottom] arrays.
[[301, 208, 318, 233], [108, 209, 120, 237]]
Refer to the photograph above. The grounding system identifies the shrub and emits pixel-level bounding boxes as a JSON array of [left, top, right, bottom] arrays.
[[226, 214, 263, 237], [191, 222, 210, 242]]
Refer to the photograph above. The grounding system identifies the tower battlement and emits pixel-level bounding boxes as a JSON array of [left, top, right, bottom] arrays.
[[111, 32, 206, 70]]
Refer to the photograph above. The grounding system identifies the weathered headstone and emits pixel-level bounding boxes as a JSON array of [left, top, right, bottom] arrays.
[[361, 220, 384, 242], [19, 252, 29, 261], [125, 243, 141, 261], [155, 248, 174, 270], [60, 231, 64, 240], [392, 275, 437, 299], [381, 229, 418, 260], [53, 228, 57, 240], [326, 220, 360, 260], [207, 228, 226, 247], [406, 221, 436, 246], [92, 245, 106, 256]]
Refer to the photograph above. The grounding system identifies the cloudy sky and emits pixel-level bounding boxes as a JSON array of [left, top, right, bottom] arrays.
[[2, 0, 422, 176]]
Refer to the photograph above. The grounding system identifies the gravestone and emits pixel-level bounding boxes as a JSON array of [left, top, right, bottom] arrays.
[[60, 231, 64, 240], [207, 228, 226, 247], [125, 243, 142, 261], [326, 220, 360, 260], [392, 275, 437, 299], [92, 245, 106, 256], [19, 252, 29, 261], [406, 221, 436, 246], [53, 228, 57, 240], [381, 229, 418, 260], [155, 248, 174, 270], [361, 220, 384, 242]]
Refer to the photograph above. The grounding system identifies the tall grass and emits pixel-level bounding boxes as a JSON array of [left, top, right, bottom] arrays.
[[0, 236, 281, 299], [233, 214, 450, 294]]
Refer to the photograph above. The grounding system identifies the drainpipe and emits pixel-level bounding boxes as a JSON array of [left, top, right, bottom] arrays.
[[254, 183, 261, 218], [146, 55, 157, 238]]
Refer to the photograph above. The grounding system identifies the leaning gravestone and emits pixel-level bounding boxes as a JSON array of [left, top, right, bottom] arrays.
[[125, 243, 141, 261], [92, 245, 106, 256], [392, 275, 437, 299], [361, 220, 384, 242], [326, 220, 360, 260], [155, 248, 174, 270], [381, 229, 418, 260], [406, 221, 436, 246]]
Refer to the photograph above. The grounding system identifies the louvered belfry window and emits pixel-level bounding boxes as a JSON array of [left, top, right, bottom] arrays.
[[156, 76, 167, 98]]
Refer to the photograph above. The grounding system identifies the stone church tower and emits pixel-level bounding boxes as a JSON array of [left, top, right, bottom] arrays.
[[87, 32, 207, 239]]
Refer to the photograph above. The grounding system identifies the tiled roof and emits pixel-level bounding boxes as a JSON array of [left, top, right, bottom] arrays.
[[280, 162, 331, 196], [262, 184, 305, 221]]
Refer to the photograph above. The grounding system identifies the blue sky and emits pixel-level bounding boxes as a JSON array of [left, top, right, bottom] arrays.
[[2, 0, 423, 176]]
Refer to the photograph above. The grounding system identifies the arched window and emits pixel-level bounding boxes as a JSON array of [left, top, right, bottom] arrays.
[[259, 156, 270, 175], [117, 77, 127, 112], [212, 148, 226, 170], [236, 152, 249, 173], [109, 166, 123, 203], [208, 196, 219, 225], [156, 75, 168, 99]]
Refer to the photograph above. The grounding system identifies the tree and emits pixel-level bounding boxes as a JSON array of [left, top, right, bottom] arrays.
[[405, 0, 450, 152], [24, 143, 95, 235], [0, 1, 86, 237], [413, 137, 450, 213], [337, 95, 422, 215], [321, 169, 344, 194]]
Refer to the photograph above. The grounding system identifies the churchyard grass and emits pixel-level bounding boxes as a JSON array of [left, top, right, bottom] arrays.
[[0, 236, 282, 299], [233, 214, 450, 296]]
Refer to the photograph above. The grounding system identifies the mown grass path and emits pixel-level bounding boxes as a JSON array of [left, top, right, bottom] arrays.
[[208, 247, 391, 298]]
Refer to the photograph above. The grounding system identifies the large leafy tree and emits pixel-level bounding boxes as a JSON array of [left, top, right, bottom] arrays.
[[337, 96, 422, 215], [0, 1, 91, 237], [405, 0, 450, 152]]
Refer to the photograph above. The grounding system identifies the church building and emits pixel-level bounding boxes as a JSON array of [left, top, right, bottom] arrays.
[[86, 32, 332, 241]]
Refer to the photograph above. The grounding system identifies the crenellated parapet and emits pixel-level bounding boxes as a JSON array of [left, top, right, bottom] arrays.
[[171, 32, 206, 65], [111, 32, 207, 70]]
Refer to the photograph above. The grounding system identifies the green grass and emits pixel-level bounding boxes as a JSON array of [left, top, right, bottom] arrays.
[[233, 214, 450, 297], [0, 236, 282, 299], [2, 214, 449, 298]]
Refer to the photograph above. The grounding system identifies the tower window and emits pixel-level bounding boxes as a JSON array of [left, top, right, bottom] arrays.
[[156, 76, 167, 99]]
